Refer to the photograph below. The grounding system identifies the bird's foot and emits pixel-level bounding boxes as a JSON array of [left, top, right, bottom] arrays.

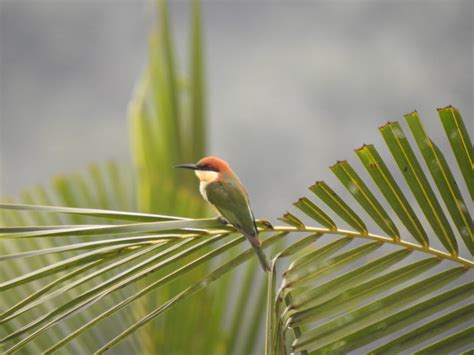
[[256, 219, 274, 230]]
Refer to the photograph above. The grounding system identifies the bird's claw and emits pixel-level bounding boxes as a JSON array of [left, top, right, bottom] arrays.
[[256, 219, 274, 230]]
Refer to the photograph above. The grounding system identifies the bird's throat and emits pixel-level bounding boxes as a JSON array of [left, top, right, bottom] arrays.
[[195, 170, 218, 202], [199, 181, 209, 201], [195, 170, 219, 182]]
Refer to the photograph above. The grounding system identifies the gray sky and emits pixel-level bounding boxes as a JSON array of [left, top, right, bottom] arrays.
[[1, 0, 472, 226]]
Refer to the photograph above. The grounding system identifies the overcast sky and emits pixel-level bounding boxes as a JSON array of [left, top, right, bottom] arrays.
[[1, 0, 472, 225]]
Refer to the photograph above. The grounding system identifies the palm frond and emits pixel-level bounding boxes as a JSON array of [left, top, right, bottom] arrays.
[[1, 107, 473, 354], [267, 106, 473, 354]]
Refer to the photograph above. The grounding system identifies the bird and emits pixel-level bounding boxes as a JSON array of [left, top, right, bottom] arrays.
[[176, 156, 271, 272]]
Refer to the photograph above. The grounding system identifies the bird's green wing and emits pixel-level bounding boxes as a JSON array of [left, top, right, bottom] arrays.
[[206, 180, 258, 239], [207, 180, 270, 272]]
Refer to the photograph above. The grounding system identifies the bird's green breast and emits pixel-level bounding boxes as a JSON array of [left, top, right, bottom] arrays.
[[206, 179, 257, 238]]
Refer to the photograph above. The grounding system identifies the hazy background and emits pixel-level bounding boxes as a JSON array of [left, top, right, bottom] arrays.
[[1, 0, 472, 223]]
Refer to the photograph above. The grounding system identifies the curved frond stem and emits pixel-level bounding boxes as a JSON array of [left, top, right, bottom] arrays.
[[266, 226, 473, 268]]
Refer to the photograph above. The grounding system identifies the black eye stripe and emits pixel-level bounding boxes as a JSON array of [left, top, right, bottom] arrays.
[[197, 164, 219, 172]]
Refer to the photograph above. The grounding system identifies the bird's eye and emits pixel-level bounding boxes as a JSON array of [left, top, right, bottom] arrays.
[[198, 164, 218, 172]]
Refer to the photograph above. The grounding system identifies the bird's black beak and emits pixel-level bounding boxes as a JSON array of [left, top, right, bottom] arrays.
[[175, 164, 200, 170]]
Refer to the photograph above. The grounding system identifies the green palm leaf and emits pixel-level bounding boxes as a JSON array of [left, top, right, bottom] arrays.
[[2, 106, 473, 353]]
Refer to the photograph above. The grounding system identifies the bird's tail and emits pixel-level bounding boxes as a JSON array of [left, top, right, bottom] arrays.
[[250, 241, 271, 272]]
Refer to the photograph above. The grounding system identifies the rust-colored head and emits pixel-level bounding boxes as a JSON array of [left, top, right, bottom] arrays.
[[195, 156, 231, 173]]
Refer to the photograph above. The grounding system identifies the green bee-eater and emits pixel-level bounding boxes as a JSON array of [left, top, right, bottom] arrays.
[[176, 156, 270, 272]]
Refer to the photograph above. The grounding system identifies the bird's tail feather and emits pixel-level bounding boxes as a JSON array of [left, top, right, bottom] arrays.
[[250, 243, 271, 272]]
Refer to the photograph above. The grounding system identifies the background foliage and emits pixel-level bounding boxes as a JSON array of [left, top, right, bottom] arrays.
[[2, 1, 267, 353]]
